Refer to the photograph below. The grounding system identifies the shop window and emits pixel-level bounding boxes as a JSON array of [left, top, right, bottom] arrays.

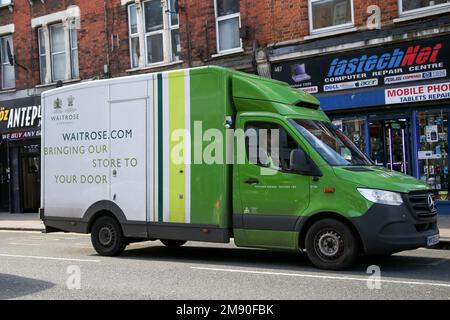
[[215, 0, 242, 53], [309, 0, 354, 33], [127, 0, 180, 69], [400, 0, 450, 15], [417, 110, 449, 200], [332, 118, 366, 153], [37, 21, 79, 84], [0, 34, 15, 90]]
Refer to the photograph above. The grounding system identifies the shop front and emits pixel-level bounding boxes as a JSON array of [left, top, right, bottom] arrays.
[[0, 96, 41, 213], [271, 35, 450, 214]]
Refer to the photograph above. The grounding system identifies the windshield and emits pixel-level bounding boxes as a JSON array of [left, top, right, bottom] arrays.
[[289, 119, 373, 166]]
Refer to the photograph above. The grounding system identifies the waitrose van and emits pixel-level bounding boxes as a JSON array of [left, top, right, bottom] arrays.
[[40, 66, 439, 270]]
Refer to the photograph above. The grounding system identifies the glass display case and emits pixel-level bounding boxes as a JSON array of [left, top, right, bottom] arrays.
[[417, 109, 449, 200]]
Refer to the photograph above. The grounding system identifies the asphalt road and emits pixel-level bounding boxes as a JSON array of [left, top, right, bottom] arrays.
[[1, 230, 450, 300]]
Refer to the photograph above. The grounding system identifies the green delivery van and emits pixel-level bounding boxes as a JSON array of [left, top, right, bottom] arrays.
[[40, 66, 440, 270]]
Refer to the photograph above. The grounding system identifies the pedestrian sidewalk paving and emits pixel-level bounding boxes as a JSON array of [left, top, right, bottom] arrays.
[[0, 212, 44, 231], [0, 211, 450, 242]]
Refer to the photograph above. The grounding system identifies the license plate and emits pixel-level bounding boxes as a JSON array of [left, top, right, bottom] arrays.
[[427, 234, 440, 246]]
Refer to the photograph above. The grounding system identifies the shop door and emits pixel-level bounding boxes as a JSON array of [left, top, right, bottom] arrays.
[[370, 119, 411, 175], [21, 146, 40, 212], [0, 143, 9, 212]]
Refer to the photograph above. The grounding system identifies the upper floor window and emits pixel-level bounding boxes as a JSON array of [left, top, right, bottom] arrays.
[[0, 0, 12, 6], [214, 0, 242, 53], [128, 0, 180, 69], [37, 21, 79, 84], [309, 0, 354, 34], [400, 0, 450, 15], [0, 35, 15, 90]]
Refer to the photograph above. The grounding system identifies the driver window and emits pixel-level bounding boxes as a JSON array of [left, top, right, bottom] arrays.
[[245, 121, 301, 173]]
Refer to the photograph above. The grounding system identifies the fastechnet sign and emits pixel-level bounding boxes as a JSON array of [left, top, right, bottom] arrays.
[[0, 97, 41, 141], [271, 36, 449, 94]]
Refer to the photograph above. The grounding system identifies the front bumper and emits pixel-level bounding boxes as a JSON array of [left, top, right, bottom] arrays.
[[351, 202, 438, 255]]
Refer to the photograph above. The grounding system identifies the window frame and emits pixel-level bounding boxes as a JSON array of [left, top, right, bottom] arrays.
[[0, 34, 15, 90], [69, 20, 79, 79], [168, 0, 180, 62], [49, 23, 67, 82], [127, 0, 180, 69], [214, 0, 243, 54], [37, 28, 47, 84], [128, 3, 140, 68], [37, 21, 79, 84], [142, 0, 165, 66], [308, 0, 355, 35], [0, 0, 12, 7], [244, 120, 307, 174], [398, 0, 450, 16]]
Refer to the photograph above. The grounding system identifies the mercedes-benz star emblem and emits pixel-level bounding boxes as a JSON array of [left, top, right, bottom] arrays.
[[427, 194, 436, 212]]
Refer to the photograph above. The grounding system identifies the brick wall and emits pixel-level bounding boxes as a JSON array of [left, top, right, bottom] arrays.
[[0, 0, 448, 93]]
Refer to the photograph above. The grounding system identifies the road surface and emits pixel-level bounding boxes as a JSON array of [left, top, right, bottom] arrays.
[[1, 230, 450, 300]]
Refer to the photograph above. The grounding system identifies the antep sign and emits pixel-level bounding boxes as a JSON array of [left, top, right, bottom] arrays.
[[271, 36, 450, 94], [0, 96, 41, 141]]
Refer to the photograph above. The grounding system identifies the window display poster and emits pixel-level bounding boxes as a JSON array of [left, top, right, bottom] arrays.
[[426, 125, 438, 142]]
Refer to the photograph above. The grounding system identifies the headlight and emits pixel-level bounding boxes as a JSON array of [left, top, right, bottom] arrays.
[[357, 188, 403, 206]]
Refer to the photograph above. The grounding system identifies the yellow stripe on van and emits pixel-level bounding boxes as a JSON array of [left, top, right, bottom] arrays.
[[168, 71, 186, 223]]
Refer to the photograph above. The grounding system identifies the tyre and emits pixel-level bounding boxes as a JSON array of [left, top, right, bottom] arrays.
[[160, 239, 187, 248], [305, 218, 358, 270], [91, 216, 127, 256]]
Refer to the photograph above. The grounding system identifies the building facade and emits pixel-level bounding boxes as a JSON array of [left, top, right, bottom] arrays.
[[0, 0, 265, 213], [1, 0, 450, 213], [262, 1, 450, 212]]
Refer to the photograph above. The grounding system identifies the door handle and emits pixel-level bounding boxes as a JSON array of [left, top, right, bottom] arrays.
[[112, 169, 117, 177], [244, 178, 259, 185]]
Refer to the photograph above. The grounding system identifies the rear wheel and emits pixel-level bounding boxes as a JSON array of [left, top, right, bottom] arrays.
[[160, 239, 187, 248], [305, 218, 358, 270], [91, 216, 127, 256]]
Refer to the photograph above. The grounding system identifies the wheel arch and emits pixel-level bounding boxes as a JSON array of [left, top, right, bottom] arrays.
[[297, 212, 365, 254], [83, 200, 127, 233]]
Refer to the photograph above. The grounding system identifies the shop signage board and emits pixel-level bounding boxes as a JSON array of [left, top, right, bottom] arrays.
[[0, 97, 41, 141], [385, 82, 450, 105], [271, 36, 450, 94]]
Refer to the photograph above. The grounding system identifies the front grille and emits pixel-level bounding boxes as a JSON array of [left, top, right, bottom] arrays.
[[407, 191, 437, 219]]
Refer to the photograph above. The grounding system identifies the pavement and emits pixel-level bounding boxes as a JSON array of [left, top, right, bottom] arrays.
[[0, 212, 43, 231], [1, 212, 450, 242], [1, 230, 450, 299]]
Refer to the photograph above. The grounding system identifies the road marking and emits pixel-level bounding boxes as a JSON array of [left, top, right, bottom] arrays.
[[8, 242, 40, 246], [0, 253, 100, 263], [192, 266, 450, 288], [0, 230, 42, 234]]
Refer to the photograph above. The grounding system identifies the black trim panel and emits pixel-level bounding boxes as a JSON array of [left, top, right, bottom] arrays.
[[43, 218, 88, 234], [233, 214, 301, 231], [147, 223, 230, 243]]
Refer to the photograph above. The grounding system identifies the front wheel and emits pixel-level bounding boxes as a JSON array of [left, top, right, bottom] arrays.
[[305, 218, 358, 270], [91, 216, 127, 256]]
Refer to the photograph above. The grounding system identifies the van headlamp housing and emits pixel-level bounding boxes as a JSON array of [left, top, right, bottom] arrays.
[[357, 188, 403, 206]]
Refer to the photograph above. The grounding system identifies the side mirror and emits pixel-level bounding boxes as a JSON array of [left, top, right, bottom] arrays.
[[290, 149, 322, 176]]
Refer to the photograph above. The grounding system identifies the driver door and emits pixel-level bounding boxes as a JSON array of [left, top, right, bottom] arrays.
[[235, 117, 311, 248]]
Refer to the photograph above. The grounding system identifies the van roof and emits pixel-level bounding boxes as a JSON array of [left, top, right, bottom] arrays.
[[41, 66, 320, 109]]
